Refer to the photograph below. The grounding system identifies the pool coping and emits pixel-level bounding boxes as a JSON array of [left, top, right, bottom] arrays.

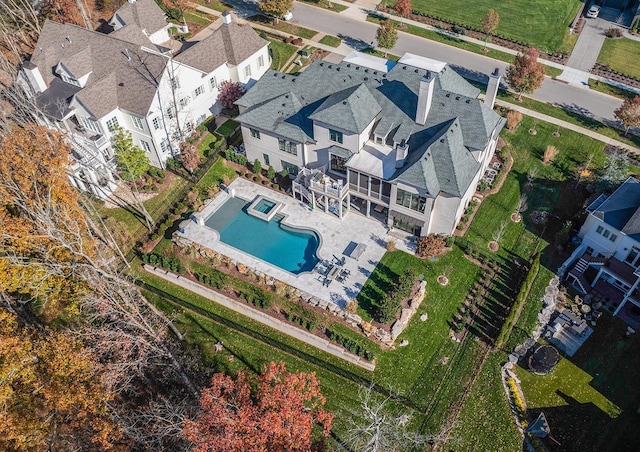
[[246, 195, 283, 222]]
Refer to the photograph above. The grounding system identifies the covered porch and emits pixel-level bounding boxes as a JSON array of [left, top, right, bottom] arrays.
[[292, 167, 350, 219]]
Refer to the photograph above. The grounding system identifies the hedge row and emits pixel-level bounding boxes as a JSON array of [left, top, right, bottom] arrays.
[[284, 311, 317, 332], [195, 269, 272, 310], [142, 253, 184, 274], [495, 253, 540, 348], [375, 268, 417, 323], [327, 329, 375, 362]]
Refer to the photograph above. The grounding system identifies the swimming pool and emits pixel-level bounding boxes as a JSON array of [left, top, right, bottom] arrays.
[[205, 197, 320, 274]]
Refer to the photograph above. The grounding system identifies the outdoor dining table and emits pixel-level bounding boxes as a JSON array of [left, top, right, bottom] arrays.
[[326, 266, 340, 282]]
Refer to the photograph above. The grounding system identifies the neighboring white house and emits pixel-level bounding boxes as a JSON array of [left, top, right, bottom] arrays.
[[17, 8, 269, 199], [235, 51, 505, 236], [562, 177, 640, 326]]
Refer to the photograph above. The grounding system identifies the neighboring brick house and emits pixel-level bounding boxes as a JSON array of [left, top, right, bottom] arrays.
[[235, 51, 505, 236], [17, 8, 269, 199], [562, 177, 640, 326]]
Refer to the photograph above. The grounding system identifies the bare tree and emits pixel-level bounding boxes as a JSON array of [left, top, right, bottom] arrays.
[[517, 194, 528, 215], [345, 385, 448, 452], [492, 220, 508, 243]]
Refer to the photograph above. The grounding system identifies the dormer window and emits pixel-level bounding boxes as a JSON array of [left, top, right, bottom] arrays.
[[61, 74, 80, 86], [329, 129, 343, 144]]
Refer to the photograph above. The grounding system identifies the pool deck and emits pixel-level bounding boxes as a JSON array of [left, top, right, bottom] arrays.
[[178, 178, 414, 308]]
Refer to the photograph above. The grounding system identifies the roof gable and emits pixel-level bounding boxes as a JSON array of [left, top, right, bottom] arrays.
[[592, 177, 640, 239], [110, 0, 168, 36], [309, 84, 381, 133]]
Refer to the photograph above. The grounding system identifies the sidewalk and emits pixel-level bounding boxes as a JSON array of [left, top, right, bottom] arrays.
[[143, 264, 376, 371], [493, 98, 638, 153]]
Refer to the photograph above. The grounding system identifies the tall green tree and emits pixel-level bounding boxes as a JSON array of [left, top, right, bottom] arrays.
[[614, 95, 640, 135], [258, 0, 293, 23], [112, 126, 150, 181], [376, 19, 398, 56], [506, 47, 545, 100]]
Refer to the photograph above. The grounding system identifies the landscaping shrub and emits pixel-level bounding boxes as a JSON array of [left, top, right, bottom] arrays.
[[452, 24, 466, 35], [375, 268, 417, 323], [252, 159, 262, 174], [506, 110, 523, 131], [416, 234, 447, 258], [605, 27, 624, 38], [267, 166, 276, 180], [495, 253, 540, 348], [166, 158, 178, 171], [327, 329, 375, 361], [148, 167, 159, 178], [542, 145, 559, 164], [142, 252, 183, 273], [224, 147, 248, 166]]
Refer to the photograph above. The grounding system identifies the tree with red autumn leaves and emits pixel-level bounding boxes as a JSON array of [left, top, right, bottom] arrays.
[[394, 0, 411, 26], [481, 8, 500, 50], [179, 143, 201, 174], [217, 80, 246, 111], [182, 361, 333, 452], [506, 47, 545, 100]]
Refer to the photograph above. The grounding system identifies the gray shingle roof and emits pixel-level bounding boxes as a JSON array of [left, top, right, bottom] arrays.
[[31, 20, 167, 118], [309, 84, 381, 134], [236, 59, 504, 195], [174, 20, 267, 73], [592, 177, 640, 239]]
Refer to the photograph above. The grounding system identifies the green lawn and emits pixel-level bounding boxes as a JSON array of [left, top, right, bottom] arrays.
[[597, 37, 640, 80], [194, 0, 231, 12], [196, 132, 221, 158], [268, 39, 298, 70], [183, 10, 215, 27], [389, 0, 581, 52], [588, 79, 637, 100], [215, 119, 239, 138], [194, 157, 237, 193], [318, 34, 342, 48], [251, 17, 318, 40], [296, 0, 348, 13], [515, 314, 640, 450]]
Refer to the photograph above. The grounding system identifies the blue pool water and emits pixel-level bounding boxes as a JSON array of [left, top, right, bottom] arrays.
[[253, 199, 276, 214], [205, 197, 320, 274]]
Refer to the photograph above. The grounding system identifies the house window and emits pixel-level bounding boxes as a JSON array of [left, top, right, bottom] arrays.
[[596, 225, 604, 234], [603, 230, 610, 239], [278, 138, 297, 155], [393, 217, 421, 236], [625, 247, 640, 267], [250, 128, 260, 139], [210, 77, 217, 90], [258, 55, 265, 68], [166, 107, 174, 119], [81, 117, 101, 133], [263, 153, 270, 166], [330, 154, 348, 174], [281, 160, 299, 176], [186, 121, 193, 133], [329, 129, 343, 144], [106, 117, 119, 132], [610, 233, 617, 242], [160, 140, 169, 153], [170, 77, 180, 90], [140, 140, 151, 152], [132, 116, 144, 130], [194, 85, 204, 97], [375, 136, 383, 144], [244, 65, 252, 78], [61, 74, 80, 86], [396, 188, 426, 213], [179, 97, 189, 108], [152, 117, 160, 130]]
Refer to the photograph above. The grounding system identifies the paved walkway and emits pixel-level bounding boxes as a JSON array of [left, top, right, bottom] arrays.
[[143, 264, 376, 371], [494, 98, 638, 153]]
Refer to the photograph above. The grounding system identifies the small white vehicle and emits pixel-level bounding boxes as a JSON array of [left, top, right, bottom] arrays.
[[283, 10, 293, 21], [586, 5, 600, 18]]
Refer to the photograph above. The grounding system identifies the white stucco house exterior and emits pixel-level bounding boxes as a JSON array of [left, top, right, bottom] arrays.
[[562, 177, 640, 326], [17, 3, 269, 199], [235, 51, 505, 236]]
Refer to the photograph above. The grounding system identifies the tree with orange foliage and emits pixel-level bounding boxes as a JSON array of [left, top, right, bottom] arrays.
[[40, 0, 85, 27], [394, 0, 411, 26], [0, 300, 120, 451], [506, 47, 545, 100], [179, 143, 201, 174], [183, 361, 333, 452], [481, 8, 500, 50]]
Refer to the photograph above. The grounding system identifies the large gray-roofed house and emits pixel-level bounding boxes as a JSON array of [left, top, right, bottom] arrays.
[[236, 52, 505, 236]]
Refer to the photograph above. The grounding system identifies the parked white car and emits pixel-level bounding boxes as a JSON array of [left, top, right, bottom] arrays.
[[283, 10, 293, 21], [586, 5, 600, 18]]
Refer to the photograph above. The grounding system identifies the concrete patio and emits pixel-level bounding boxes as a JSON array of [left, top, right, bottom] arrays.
[[177, 178, 414, 308]]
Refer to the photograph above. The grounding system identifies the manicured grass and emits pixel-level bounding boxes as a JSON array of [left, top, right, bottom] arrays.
[[97, 176, 189, 248], [215, 119, 239, 138], [196, 132, 221, 158], [252, 17, 318, 40], [588, 79, 637, 100], [318, 34, 342, 48], [194, 157, 237, 193], [194, 0, 231, 12], [183, 10, 215, 27], [360, 47, 400, 61], [297, 0, 348, 13], [389, 0, 581, 52], [597, 37, 640, 80], [495, 91, 640, 150], [268, 39, 298, 70]]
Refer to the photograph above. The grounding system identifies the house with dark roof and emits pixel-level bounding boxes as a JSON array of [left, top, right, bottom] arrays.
[[563, 177, 640, 326], [18, 11, 269, 198], [236, 51, 505, 236]]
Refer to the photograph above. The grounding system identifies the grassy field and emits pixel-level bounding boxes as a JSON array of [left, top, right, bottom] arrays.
[[588, 79, 637, 100], [194, 0, 230, 12], [251, 16, 318, 40], [297, 0, 348, 13], [515, 314, 640, 450], [268, 38, 299, 70], [597, 37, 640, 80], [389, 0, 581, 52], [194, 157, 238, 194]]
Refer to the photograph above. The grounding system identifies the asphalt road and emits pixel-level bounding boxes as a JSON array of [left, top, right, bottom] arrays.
[[290, 2, 624, 124]]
